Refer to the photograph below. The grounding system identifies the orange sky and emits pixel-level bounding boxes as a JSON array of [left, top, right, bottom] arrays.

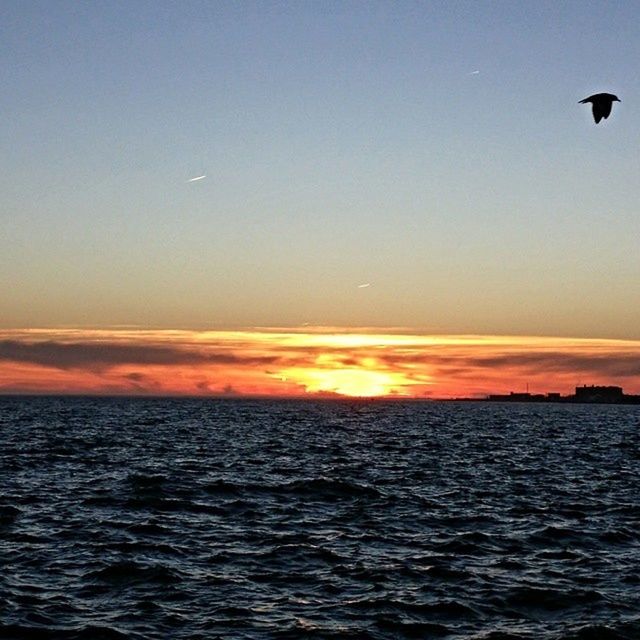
[[1, 328, 640, 398]]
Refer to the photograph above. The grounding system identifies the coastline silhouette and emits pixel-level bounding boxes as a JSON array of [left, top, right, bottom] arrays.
[[461, 385, 640, 404]]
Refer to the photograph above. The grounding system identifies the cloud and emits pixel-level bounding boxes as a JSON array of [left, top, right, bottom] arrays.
[[124, 372, 146, 382], [371, 348, 640, 378], [121, 371, 161, 393], [0, 340, 278, 371], [196, 380, 214, 392], [469, 352, 640, 377]]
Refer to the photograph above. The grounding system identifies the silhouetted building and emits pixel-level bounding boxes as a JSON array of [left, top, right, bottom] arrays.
[[481, 385, 640, 404], [486, 392, 546, 402], [574, 385, 623, 403]]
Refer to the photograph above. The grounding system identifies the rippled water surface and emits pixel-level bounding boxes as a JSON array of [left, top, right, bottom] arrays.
[[1, 397, 639, 639]]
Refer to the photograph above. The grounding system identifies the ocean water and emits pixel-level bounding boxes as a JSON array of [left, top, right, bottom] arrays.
[[1, 397, 639, 640]]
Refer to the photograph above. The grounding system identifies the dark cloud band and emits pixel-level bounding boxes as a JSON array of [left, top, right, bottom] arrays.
[[0, 340, 277, 370]]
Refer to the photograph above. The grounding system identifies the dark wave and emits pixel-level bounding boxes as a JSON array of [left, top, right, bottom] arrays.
[[501, 585, 605, 611], [85, 561, 183, 585], [282, 477, 383, 499], [0, 625, 131, 640], [560, 621, 640, 640]]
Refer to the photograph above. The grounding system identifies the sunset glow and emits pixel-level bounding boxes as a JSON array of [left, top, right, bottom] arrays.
[[2, 328, 640, 399], [276, 366, 421, 398]]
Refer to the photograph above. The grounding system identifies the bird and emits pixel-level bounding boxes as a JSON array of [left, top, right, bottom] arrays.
[[579, 93, 620, 124]]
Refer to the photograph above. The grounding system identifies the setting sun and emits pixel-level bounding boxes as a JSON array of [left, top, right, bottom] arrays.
[[284, 367, 403, 397], [275, 353, 429, 397]]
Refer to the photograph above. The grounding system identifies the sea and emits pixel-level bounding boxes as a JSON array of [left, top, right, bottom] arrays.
[[1, 396, 639, 640]]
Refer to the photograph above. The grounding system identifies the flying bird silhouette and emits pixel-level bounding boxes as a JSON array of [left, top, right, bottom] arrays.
[[579, 93, 620, 124]]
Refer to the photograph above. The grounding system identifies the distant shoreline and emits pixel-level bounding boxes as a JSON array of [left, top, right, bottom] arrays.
[[2, 387, 640, 405], [449, 396, 640, 405], [452, 385, 640, 405]]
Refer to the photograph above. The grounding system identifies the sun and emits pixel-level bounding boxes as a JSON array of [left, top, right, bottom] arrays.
[[276, 366, 417, 398], [272, 349, 432, 398], [302, 368, 400, 397]]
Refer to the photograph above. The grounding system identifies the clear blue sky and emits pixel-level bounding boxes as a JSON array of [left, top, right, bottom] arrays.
[[2, 1, 639, 337]]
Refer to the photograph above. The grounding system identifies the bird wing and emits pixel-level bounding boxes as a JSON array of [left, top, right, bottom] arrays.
[[593, 100, 612, 124], [593, 103, 603, 123], [578, 97, 591, 104]]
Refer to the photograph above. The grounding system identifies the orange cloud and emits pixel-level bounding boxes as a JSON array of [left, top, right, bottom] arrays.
[[0, 328, 639, 398]]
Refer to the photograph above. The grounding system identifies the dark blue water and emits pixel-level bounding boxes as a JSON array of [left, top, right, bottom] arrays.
[[1, 397, 639, 639]]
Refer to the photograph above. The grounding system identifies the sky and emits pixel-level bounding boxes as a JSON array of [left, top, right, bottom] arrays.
[[2, 1, 640, 396]]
